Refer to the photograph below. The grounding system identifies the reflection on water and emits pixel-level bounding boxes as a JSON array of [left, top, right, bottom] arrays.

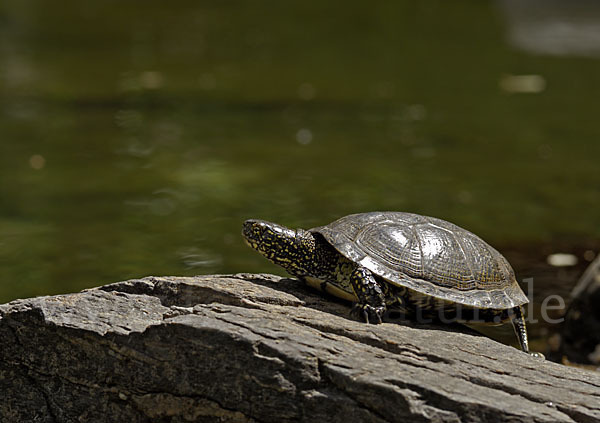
[[499, 74, 546, 94], [1, 0, 599, 353], [499, 0, 600, 57]]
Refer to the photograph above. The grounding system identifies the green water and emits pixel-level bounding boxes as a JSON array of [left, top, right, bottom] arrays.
[[1, 1, 599, 351]]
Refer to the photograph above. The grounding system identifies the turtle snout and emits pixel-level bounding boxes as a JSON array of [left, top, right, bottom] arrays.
[[242, 219, 261, 243], [242, 219, 274, 244], [242, 219, 296, 247]]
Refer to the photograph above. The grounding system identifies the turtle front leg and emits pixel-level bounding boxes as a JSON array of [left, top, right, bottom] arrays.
[[349, 266, 386, 324]]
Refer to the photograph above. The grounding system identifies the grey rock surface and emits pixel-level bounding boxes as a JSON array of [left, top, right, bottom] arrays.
[[1, 273, 599, 423]]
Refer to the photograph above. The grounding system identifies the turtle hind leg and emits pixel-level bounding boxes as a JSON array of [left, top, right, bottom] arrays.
[[510, 306, 530, 352], [349, 266, 386, 324], [510, 306, 545, 358]]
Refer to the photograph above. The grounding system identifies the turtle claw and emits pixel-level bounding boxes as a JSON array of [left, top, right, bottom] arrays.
[[528, 351, 545, 360], [352, 303, 385, 324]]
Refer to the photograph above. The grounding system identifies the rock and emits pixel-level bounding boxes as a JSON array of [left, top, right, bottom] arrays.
[[555, 255, 600, 366], [1, 273, 599, 423]]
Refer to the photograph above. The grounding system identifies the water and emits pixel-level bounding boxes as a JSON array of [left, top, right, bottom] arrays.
[[1, 0, 599, 351]]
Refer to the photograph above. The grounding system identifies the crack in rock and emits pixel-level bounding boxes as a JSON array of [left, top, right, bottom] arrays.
[[131, 392, 259, 422]]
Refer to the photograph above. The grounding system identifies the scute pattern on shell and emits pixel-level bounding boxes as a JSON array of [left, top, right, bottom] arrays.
[[312, 212, 528, 309]]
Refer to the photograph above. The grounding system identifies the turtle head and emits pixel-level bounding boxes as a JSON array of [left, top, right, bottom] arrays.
[[242, 219, 315, 275]]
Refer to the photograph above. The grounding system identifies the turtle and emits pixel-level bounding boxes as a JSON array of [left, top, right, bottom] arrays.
[[242, 211, 536, 354]]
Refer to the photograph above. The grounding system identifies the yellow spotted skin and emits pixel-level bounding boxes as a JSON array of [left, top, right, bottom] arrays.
[[242, 219, 356, 296], [242, 215, 533, 353]]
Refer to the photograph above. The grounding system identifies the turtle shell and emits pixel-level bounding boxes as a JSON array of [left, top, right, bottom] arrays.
[[311, 212, 528, 310]]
